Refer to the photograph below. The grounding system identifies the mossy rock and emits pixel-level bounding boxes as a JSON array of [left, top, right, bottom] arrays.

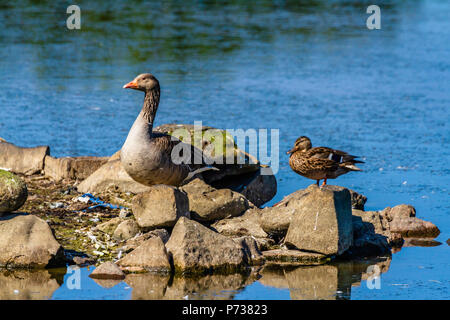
[[0, 170, 28, 214]]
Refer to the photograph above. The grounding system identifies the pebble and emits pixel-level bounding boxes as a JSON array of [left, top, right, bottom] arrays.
[[49, 202, 64, 209]]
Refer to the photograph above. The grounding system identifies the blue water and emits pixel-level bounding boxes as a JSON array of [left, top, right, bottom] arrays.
[[0, 0, 449, 299]]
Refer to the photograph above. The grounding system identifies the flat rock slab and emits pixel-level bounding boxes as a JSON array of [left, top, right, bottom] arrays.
[[0, 140, 49, 175], [0, 170, 28, 214], [0, 214, 64, 268], [166, 217, 249, 274], [89, 262, 125, 280], [262, 249, 329, 265], [132, 185, 189, 229], [284, 184, 353, 256], [211, 207, 268, 238], [44, 156, 108, 181]]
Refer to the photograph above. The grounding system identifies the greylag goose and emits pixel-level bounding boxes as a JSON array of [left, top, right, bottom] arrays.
[[287, 136, 364, 186], [121, 73, 212, 186]]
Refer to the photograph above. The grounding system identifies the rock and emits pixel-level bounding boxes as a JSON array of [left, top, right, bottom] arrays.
[[346, 215, 391, 257], [0, 170, 28, 214], [0, 214, 65, 268], [72, 256, 96, 266], [211, 207, 268, 238], [383, 205, 440, 238], [132, 185, 189, 229], [96, 217, 122, 235], [352, 209, 403, 247], [113, 219, 140, 241], [89, 262, 125, 280], [237, 168, 277, 207], [233, 236, 264, 265], [262, 249, 329, 265], [91, 278, 123, 289], [447, 239, 450, 246], [119, 208, 132, 219], [119, 229, 170, 253], [117, 237, 171, 273], [44, 156, 108, 181], [284, 185, 353, 256], [259, 188, 309, 237], [0, 139, 49, 175], [181, 178, 249, 222], [165, 217, 250, 273], [348, 189, 367, 210], [77, 156, 151, 194]]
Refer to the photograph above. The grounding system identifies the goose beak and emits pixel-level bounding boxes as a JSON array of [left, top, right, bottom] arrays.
[[123, 80, 139, 89]]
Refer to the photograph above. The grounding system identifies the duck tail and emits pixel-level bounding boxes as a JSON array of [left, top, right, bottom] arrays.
[[340, 162, 363, 171]]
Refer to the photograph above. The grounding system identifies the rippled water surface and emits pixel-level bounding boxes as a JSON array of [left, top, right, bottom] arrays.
[[0, 0, 449, 299]]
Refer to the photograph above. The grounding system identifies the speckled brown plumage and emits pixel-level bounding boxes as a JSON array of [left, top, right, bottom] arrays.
[[287, 136, 363, 186]]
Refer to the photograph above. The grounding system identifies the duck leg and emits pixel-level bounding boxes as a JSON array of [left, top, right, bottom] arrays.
[[321, 178, 327, 186]]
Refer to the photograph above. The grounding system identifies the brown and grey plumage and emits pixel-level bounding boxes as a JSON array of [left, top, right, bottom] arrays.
[[287, 136, 363, 186], [121, 73, 213, 187]]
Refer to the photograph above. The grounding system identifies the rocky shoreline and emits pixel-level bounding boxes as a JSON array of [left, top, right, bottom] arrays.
[[0, 133, 441, 280]]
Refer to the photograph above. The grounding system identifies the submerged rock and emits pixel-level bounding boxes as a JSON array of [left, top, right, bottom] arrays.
[[0, 139, 49, 175], [284, 185, 353, 256], [89, 261, 125, 280], [132, 185, 190, 229], [165, 217, 251, 273], [44, 156, 108, 181], [181, 178, 249, 222], [0, 170, 28, 214], [0, 214, 65, 268], [117, 237, 171, 273]]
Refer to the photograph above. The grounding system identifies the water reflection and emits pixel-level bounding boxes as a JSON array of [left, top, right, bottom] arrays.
[[0, 268, 65, 300]]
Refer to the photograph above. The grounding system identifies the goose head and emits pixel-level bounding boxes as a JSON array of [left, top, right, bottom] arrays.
[[287, 136, 312, 154], [123, 73, 160, 92]]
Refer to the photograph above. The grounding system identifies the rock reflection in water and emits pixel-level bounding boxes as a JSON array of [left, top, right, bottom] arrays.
[[125, 270, 259, 300], [259, 258, 391, 300], [0, 268, 64, 300]]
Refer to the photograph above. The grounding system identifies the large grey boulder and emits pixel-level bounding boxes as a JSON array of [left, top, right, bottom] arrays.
[[131, 185, 190, 229], [181, 178, 249, 222], [0, 214, 65, 268], [165, 217, 251, 273], [0, 139, 49, 175], [117, 237, 171, 273], [44, 156, 108, 181], [0, 170, 28, 215], [284, 185, 353, 256]]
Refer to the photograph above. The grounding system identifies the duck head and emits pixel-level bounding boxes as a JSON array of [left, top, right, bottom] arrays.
[[287, 136, 312, 154], [123, 73, 160, 92]]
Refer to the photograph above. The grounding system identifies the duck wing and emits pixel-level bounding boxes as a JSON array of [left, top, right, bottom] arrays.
[[306, 147, 364, 164]]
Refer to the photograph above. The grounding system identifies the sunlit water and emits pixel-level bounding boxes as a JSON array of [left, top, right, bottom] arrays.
[[0, 0, 448, 299]]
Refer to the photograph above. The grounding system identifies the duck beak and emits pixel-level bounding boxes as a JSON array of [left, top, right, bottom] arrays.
[[123, 80, 139, 89], [286, 148, 294, 155]]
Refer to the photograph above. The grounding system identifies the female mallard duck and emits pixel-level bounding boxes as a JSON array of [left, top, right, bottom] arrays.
[[287, 136, 363, 186], [121, 73, 213, 187]]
